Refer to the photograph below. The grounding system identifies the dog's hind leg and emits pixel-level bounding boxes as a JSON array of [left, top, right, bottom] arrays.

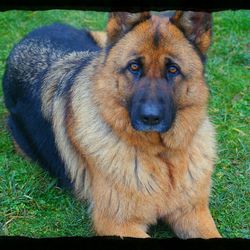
[[6, 116, 33, 161], [13, 138, 30, 160]]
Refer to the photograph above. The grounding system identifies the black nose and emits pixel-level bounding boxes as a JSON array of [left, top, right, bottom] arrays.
[[139, 104, 162, 126]]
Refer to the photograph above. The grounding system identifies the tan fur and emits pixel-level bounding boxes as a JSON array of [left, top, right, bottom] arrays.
[[39, 11, 220, 238], [90, 31, 107, 48]]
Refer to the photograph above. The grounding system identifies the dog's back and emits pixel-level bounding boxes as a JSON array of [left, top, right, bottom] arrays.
[[3, 23, 100, 187]]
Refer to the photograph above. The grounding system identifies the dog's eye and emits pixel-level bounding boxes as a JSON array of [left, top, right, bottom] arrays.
[[166, 64, 180, 77], [128, 62, 141, 76]]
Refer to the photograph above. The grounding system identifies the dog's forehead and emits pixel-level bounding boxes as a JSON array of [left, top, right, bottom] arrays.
[[131, 15, 183, 47], [126, 16, 186, 57], [150, 15, 171, 25], [149, 16, 172, 47], [138, 15, 171, 36]]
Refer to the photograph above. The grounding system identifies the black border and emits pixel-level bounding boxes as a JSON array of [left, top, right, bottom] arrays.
[[0, 1, 249, 249], [0, 236, 249, 250], [0, 0, 249, 11]]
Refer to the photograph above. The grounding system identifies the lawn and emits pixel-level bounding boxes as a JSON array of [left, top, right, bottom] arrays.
[[0, 10, 249, 238]]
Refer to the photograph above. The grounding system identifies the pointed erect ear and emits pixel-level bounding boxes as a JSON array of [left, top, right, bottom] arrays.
[[106, 12, 151, 45], [170, 11, 212, 54]]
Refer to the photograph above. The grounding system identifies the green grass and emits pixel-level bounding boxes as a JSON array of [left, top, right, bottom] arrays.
[[0, 10, 249, 238]]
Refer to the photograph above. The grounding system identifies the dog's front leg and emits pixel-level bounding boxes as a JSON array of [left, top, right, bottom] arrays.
[[89, 173, 150, 238], [165, 203, 221, 239], [92, 211, 150, 238]]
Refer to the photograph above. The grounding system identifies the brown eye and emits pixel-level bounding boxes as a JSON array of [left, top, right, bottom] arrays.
[[129, 62, 140, 72], [168, 66, 177, 73], [128, 61, 142, 77], [166, 64, 180, 77]]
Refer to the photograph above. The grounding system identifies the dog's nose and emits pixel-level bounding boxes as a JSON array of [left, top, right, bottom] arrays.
[[139, 104, 162, 126]]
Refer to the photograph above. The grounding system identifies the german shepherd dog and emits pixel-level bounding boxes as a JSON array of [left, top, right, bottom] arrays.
[[3, 11, 221, 238]]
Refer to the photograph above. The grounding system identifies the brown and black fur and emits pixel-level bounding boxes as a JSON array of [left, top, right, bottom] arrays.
[[3, 11, 221, 238]]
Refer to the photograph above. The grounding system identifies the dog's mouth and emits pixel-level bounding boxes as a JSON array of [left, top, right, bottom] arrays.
[[131, 121, 172, 133]]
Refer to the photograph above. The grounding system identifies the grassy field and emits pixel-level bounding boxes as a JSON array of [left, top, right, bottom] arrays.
[[0, 10, 249, 238]]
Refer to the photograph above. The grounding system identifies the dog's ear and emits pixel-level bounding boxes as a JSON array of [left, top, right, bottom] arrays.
[[106, 12, 151, 45], [170, 11, 212, 54]]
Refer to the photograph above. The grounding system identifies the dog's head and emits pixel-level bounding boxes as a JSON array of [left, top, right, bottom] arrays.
[[96, 11, 212, 135]]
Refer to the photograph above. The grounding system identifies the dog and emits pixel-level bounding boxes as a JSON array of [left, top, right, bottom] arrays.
[[2, 11, 221, 238]]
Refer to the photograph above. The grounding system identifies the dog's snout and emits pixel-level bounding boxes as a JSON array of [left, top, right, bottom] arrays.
[[139, 104, 162, 126], [129, 78, 176, 133]]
